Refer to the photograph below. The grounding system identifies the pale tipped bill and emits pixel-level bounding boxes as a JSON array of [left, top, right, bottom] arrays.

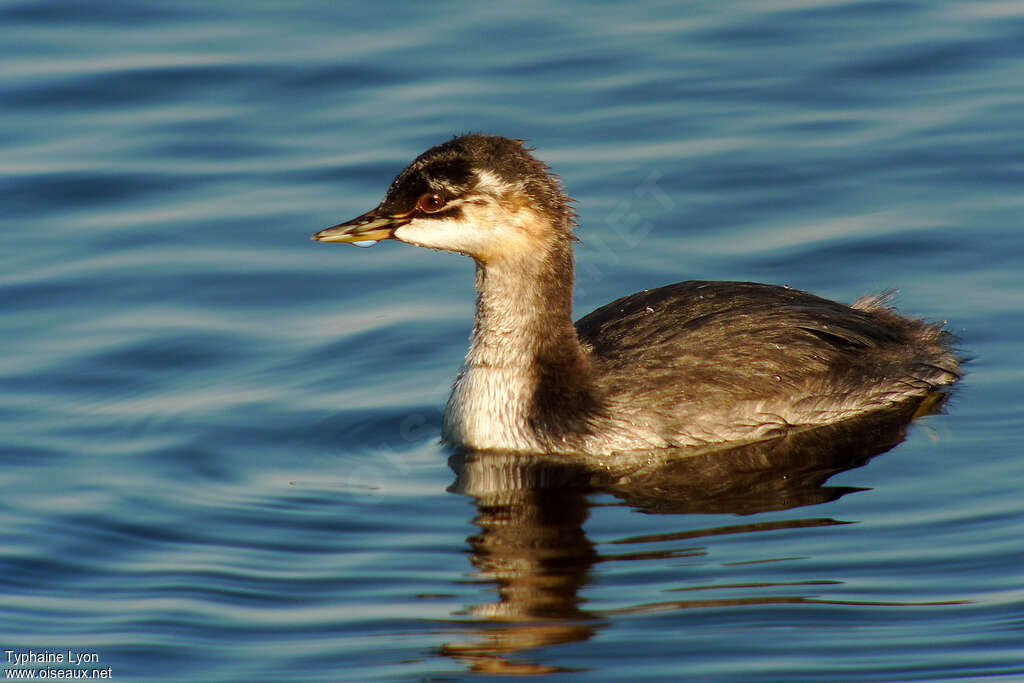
[[312, 209, 412, 248]]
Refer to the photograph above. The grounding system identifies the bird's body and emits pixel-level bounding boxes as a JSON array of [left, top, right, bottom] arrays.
[[314, 134, 961, 455]]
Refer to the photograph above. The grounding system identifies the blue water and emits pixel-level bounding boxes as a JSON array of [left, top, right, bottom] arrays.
[[2, 1, 1023, 680]]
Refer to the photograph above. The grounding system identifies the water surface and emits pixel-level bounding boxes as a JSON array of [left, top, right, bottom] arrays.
[[2, 1, 1023, 680]]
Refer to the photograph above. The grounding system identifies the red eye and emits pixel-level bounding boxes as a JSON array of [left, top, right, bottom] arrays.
[[417, 193, 445, 213]]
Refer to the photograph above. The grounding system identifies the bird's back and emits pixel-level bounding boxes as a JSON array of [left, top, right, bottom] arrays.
[[575, 281, 961, 447]]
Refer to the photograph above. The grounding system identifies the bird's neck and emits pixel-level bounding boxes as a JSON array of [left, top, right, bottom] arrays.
[[471, 241, 580, 367], [443, 236, 597, 452]]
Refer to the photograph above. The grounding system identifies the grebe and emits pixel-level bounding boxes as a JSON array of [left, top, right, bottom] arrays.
[[313, 134, 961, 455]]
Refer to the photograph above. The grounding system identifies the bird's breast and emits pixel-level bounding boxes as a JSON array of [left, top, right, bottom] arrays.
[[442, 364, 541, 451]]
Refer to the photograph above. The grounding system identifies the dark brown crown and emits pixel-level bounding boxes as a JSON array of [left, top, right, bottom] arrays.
[[379, 134, 576, 231]]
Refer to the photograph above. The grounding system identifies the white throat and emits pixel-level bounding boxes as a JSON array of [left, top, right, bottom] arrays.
[[442, 259, 550, 452]]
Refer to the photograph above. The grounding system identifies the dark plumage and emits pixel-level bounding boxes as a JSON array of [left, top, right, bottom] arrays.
[[576, 281, 960, 448], [314, 134, 962, 455]]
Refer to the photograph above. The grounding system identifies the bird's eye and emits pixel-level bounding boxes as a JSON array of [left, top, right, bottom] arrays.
[[417, 193, 446, 213]]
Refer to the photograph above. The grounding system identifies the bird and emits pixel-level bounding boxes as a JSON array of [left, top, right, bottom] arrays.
[[313, 134, 961, 456]]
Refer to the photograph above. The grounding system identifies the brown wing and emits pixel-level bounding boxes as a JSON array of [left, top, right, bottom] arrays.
[[575, 281, 960, 443]]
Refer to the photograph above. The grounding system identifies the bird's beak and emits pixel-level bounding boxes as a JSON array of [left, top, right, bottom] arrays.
[[312, 208, 412, 245]]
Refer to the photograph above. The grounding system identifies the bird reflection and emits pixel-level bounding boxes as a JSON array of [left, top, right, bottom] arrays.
[[440, 395, 958, 674]]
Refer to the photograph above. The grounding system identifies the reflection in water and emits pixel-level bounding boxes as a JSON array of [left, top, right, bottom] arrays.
[[441, 395, 960, 674], [440, 484, 596, 675]]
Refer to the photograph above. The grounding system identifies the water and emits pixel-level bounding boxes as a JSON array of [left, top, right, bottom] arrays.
[[2, 1, 1023, 680]]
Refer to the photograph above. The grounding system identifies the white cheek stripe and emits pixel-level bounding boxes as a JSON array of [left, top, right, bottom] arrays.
[[474, 169, 525, 197], [392, 198, 544, 263]]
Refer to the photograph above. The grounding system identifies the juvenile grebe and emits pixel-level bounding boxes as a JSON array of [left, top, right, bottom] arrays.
[[314, 134, 961, 455]]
